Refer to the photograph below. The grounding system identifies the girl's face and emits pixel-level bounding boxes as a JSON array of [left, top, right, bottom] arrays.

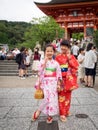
[[45, 47, 54, 59], [61, 45, 69, 54]]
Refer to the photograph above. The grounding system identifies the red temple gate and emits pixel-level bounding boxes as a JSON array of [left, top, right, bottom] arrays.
[[35, 0, 98, 39]]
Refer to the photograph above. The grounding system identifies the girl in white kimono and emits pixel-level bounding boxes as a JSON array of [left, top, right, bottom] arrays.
[[32, 44, 62, 123]]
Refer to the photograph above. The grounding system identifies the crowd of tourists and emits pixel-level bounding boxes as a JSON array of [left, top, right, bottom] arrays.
[[0, 47, 20, 60], [1, 39, 97, 86], [51, 39, 97, 88]]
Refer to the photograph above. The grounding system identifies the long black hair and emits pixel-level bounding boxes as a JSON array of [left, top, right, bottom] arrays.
[[86, 43, 94, 51]]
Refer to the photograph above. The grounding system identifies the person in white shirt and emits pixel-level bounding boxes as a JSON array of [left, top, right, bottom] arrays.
[[25, 49, 31, 77], [78, 48, 85, 83], [39, 50, 44, 61], [0, 48, 6, 60], [84, 43, 97, 87], [92, 46, 98, 85], [71, 42, 79, 59], [12, 48, 20, 58], [28, 48, 33, 58], [56, 39, 61, 53]]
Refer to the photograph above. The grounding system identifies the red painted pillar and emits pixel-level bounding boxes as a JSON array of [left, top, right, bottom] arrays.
[[84, 21, 86, 39]]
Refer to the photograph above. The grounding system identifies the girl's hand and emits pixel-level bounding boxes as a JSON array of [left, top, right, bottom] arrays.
[[42, 57, 48, 68], [37, 86, 41, 90], [67, 50, 71, 60], [44, 56, 48, 64], [57, 85, 62, 92]]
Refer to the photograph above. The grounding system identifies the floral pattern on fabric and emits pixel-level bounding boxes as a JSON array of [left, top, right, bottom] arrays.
[[56, 54, 79, 116], [37, 59, 62, 116], [56, 54, 79, 91]]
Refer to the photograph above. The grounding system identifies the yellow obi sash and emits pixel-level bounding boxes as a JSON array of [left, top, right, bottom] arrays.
[[44, 68, 56, 77], [60, 64, 68, 72]]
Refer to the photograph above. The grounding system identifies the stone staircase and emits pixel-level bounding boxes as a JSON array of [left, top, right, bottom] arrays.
[[0, 60, 98, 76], [0, 60, 32, 76]]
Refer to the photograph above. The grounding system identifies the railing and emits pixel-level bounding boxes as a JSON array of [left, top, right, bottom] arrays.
[[56, 15, 97, 22]]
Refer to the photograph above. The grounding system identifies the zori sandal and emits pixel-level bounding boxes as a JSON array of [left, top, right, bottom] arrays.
[[46, 116, 53, 124], [31, 110, 40, 121], [67, 111, 71, 117], [60, 115, 67, 122]]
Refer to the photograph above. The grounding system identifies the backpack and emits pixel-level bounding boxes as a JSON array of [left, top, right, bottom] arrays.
[[15, 53, 22, 64]]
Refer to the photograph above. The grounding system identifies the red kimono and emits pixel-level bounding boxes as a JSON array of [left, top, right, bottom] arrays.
[[56, 54, 79, 116]]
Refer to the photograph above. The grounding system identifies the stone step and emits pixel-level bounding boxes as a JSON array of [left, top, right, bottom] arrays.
[[0, 73, 32, 76], [0, 63, 17, 65], [0, 60, 98, 76], [0, 65, 18, 68], [0, 70, 32, 73], [0, 60, 32, 76], [0, 60, 16, 62], [0, 60, 16, 63], [0, 65, 31, 70]]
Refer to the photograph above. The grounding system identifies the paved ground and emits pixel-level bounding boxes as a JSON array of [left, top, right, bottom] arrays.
[[94, 77, 98, 92], [0, 76, 98, 130]]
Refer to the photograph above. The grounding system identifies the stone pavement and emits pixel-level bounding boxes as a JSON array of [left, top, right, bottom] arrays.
[[0, 76, 98, 130]]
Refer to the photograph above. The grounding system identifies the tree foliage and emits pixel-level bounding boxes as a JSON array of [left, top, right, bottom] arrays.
[[93, 30, 98, 48], [72, 32, 84, 41], [0, 17, 64, 50], [0, 20, 32, 49], [24, 16, 64, 48]]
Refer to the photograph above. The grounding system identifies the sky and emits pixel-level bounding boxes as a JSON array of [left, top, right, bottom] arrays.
[[0, 0, 51, 22]]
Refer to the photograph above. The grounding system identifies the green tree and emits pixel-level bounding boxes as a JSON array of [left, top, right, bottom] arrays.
[[0, 22, 8, 43], [0, 20, 31, 49], [24, 16, 64, 49], [72, 32, 84, 41], [93, 30, 98, 48]]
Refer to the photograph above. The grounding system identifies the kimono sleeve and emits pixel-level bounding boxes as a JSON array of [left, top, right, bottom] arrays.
[[56, 61, 62, 80], [68, 55, 79, 71], [38, 60, 45, 81]]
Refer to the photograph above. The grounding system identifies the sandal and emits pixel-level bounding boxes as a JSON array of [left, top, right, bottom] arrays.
[[66, 112, 71, 117], [60, 115, 67, 122], [31, 110, 40, 121], [46, 116, 53, 124]]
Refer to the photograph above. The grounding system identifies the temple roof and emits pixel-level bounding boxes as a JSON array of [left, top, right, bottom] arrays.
[[34, 0, 98, 5]]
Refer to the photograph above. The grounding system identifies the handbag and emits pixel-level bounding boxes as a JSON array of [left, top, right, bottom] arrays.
[[34, 88, 44, 99]]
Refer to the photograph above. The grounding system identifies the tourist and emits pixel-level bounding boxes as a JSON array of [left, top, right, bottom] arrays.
[[25, 49, 31, 77], [12, 47, 20, 59], [28, 48, 33, 59], [84, 43, 97, 87], [92, 46, 98, 86], [56, 39, 61, 53], [71, 42, 79, 59], [77, 48, 85, 83], [0, 48, 6, 60], [18, 47, 26, 79], [55, 40, 79, 122], [39, 50, 44, 61], [32, 48, 41, 77], [32, 44, 62, 124]]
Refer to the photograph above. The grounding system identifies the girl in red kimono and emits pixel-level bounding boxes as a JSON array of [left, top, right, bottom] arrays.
[[56, 40, 79, 122]]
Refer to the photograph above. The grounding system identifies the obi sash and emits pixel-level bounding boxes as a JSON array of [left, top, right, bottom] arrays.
[[60, 64, 68, 77], [60, 64, 68, 72], [44, 68, 56, 77]]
